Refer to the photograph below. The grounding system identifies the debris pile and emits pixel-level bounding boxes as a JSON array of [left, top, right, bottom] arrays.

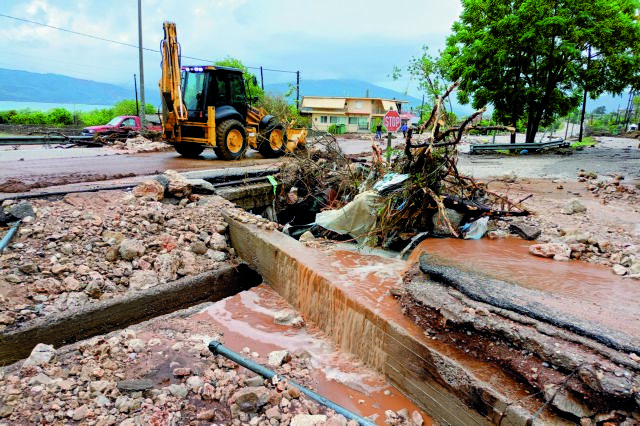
[[112, 135, 173, 154], [277, 83, 528, 249], [0, 171, 241, 328]]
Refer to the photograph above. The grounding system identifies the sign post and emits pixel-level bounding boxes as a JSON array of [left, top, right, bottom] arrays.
[[383, 109, 401, 163]]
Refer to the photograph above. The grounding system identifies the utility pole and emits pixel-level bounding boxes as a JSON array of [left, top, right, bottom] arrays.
[[624, 89, 634, 131], [137, 0, 146, 126], [133, 74, 139, 117], [296, 71, 300, 112], [420, 93, 425, 122], [260, 66, 264, 91], [578, 46, 591, 143]]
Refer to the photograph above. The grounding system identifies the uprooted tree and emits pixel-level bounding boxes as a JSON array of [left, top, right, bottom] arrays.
[[277, 82, 529, 248]]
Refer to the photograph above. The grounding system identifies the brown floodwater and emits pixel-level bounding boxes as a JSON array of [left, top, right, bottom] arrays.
[[409, 237, 640, 342], [199, 284, 432, 424]]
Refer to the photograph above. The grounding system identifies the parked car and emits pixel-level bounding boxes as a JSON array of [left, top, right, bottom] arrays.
[[81, 116, 161, 137]]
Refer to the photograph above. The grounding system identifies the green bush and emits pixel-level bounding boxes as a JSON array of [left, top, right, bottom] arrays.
[[49, 108, 73, 126]]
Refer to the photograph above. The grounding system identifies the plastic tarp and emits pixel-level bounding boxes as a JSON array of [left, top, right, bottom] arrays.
[[372, 173, 409, 195], [315, 191, 383, 243]]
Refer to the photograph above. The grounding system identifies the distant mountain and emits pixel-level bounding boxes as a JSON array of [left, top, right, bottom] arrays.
[[0, 68, 133, 105], [265, 79, 423, 108]]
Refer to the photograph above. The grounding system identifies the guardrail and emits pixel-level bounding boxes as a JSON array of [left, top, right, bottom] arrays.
[[0, 135, 96, 146], [469, 138, 569, 154]]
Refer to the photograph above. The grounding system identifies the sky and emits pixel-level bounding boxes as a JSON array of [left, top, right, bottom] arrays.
[[0, 0, 463, 98]]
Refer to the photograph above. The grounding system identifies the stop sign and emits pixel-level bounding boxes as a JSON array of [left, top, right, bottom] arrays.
[[383, 110, 401, 132]]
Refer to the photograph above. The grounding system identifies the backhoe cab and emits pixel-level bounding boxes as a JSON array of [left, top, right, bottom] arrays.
[[159, 21, 299, 159]]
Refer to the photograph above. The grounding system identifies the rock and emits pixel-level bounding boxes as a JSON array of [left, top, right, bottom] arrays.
[[0, 405, 13, 418], [84, 280, 102, 299], [290, 414, 328, 426], [191, 242, 208, 255], [102, 230, 125, 245], [562, 199, 587, 215], [117, 379, 154, 391], [411, 410, 424, 426], [187, 178, 215, 193], [4, 274, 21, 283], [105, 247, 119, 262], [509, 223, 542, 241], [207, 250, 227, 262], [274, 310, 305, 327], [8, 202, 35, 219], [613, 264, 628, 276], [168, 383, 188, 398], [18, 262, 38, 275], [196, 409, 216, 421], [164, 170, 192, 198], [23, 343, 56, 367], [34, 277, 65, 294], [208, 233, 227, 251], [114, 396, 140, 413], [72, 405, 88, 421], [186, 376, 204, 393], [154, 253, 180, 283], [529, 243, 572, 259], [0, 312, 15, 325], [29, 373, 53, 386], [127, 339, 145, 353], [245, 375, 264, 387], [232, 386, 271, 413], [432, 209, 464, 236], [268, 350, 292, 367], [501, 171, 517, 183], [129, 270, 159, 290], [172, 367, 191, 377], [544, 384, 593, 418], [50, 263, 68, 275], [119, 239, 145, 261], [63, 276, 81, 292], [299, 231, 316, 242], [133, 180, 165, 200], [266, 406, 282, 420]]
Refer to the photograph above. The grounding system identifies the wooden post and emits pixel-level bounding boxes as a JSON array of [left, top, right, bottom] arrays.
[[260, 66, 264, 91], [386, 132, 392, 163]]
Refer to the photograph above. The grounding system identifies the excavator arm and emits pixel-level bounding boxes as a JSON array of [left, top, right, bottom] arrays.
[[159, 21, 187, 138]]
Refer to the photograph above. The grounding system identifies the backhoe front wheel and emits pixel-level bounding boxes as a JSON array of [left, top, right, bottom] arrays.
[[174, 142, 204, 158], [258, 122, 286, 158], [215, 119, 247, 160]]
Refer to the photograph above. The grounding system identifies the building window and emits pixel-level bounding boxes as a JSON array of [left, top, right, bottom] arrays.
[[348, 117, 358, 124], [329, 116, 346, 124], [320, 116, 328, 123], [348, 116, 368, 129]]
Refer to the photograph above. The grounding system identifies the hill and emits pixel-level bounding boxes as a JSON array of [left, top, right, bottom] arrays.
[[0, 68, 132, 105]]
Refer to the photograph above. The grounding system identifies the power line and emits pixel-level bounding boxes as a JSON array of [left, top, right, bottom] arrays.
[[0, 13, 298, 75]]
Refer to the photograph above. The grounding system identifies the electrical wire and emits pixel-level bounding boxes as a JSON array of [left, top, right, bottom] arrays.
[[0, 13, 298, 75]]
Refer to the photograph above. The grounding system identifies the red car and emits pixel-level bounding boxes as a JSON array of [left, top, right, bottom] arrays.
[[81, 116, 161, 137]]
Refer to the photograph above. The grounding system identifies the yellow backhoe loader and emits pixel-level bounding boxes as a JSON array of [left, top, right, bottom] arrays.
[[159, 21, 306, 159]]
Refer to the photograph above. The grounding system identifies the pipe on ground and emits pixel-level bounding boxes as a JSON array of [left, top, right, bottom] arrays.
[[208, 341, 376, 426], [0, 220, 21, 251]]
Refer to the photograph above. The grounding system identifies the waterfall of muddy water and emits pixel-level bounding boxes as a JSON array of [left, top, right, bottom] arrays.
[[410, 238, 640, 342], [198, 284, 432, 423]]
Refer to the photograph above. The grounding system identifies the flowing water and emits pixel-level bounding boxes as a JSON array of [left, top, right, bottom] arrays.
[[198, 284, 432, 424]]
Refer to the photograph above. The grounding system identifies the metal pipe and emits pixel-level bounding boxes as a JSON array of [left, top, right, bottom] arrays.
[[208, 341, 376, 426], [0, 220, 21, 251]]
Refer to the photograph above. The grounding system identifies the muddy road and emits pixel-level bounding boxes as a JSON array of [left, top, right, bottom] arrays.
[[0, 147, 280, 193]]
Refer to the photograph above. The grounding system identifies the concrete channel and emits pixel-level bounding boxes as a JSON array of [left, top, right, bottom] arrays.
[[222, 212, 572, 425]]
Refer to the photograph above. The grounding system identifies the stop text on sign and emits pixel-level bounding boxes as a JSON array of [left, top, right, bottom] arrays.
[[383, 110, 401, 132]]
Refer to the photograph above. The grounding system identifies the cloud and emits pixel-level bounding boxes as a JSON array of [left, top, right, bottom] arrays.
[[0, 0, 462, 98]]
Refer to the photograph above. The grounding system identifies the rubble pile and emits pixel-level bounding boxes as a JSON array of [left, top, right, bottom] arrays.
[[0, 313, 377, 425], [112, 135, 173, 154], [0, 171, 243, 328]]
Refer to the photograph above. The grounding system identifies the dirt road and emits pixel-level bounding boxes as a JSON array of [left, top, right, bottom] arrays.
[[0, 147, 280, 192]]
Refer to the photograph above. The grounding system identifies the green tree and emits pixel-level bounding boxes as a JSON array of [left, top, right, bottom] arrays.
[[214, 56, 264, 100], [443, 0, 640, 144]]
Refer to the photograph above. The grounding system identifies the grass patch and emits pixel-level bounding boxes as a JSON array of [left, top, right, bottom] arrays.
[[571, 137, 596, 148]]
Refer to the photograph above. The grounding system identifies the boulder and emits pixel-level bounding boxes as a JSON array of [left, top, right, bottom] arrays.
[[164, 170, 192, 198], [562, 199, 587, 215], [267, 350, 292, 367], [187, 178, 215, 194], [529, 243, 572, 260], [129, 270, 159, 290], [432, 208, 464, 236], [232, 386, 271, 413], [8, 202, 35, 220], [132, 180, 165, 200], [23, 343, 56, 367], [119, 239, 145, 261], [508, 223, 541, 241], [154, 253, 179, 283], [290, 414, 328, 426]]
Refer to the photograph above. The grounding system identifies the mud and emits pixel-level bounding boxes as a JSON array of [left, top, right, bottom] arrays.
[[0, 174, 136, 193]]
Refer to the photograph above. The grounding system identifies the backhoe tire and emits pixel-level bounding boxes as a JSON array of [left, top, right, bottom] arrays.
[[215, 119, 247, 160], [174, 143, 204, 158], [258, 121, 286, 158]]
